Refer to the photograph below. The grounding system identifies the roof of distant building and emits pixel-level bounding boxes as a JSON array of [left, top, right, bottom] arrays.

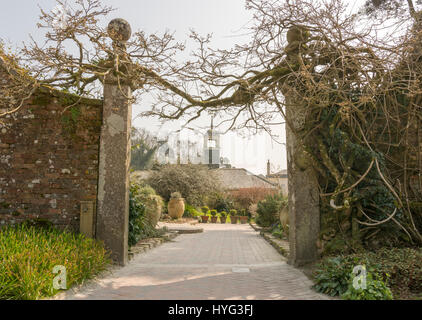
[[213, 168, 277, 190]]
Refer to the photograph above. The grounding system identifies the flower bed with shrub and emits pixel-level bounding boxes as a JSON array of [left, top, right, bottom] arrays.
[[312, 247, 422, 299], [0, 223, 110, 300], [256, 193, 287, 227], [129, 182, 166, 247]]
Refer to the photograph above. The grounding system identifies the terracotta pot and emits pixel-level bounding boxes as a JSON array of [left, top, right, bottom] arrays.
[[211, 216, 218, 223], [220, 217, 227, 224], [201, 215, 209, 223], [230, 216, 238, 224], [239, 216, 248, 224], [168, 198, 185, 219]]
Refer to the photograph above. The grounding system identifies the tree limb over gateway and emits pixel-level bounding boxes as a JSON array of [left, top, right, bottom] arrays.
[[1, 0, 422, 245]]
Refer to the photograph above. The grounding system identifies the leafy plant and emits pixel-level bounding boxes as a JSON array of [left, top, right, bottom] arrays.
[[256, 193, 286, 227], [312, 256, 355, 297], [170, 192, 182, 199], [201, 206, 210, 214], [210, 209, 217, 216], [129, 182, 165, 247], [184, 204, 202, 218], [220, 211, 227, 218], [0, 224, 110, 300], [341, 271, 393, 300], [147, 164, 222, 206], [229, 209, 237, 216]]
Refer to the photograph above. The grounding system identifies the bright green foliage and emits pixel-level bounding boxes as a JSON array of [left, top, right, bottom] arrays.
[[0, 223, 110, 300], [184, 204, 202, 218], [210, 209, 217, 216], [220, 211, 227, 217], [229, 209, 237, 216], [341, 272, 393, 300], [201, 206, 210, 214]]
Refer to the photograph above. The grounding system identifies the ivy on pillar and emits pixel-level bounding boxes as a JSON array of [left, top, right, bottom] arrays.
[[283, 26, 320, 267]]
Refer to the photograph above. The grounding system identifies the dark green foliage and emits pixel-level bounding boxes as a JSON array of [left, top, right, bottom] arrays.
[[128, 184, 146, 247], [271, 223, 285, 239], [313, 248, 422, 299], [209, 193, 234, 213], [256, 193, 286, 227]]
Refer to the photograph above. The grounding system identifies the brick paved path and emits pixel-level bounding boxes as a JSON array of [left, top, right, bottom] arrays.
[[58, 224, 329, 300]]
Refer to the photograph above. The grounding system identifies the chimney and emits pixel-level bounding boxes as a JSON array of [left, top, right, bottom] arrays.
[[267, 159, 271, 176]]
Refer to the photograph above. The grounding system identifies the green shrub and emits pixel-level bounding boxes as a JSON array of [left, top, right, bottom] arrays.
[[129, 182, 165, 247], [271, 223, 285, 239], [132, 183, 163, 227], [184, 204, 202, 218], [208, 193, 234, 213], [147, 164, 222, 206], [210, 209, 217, 216], [256, 193, 286, 227], [313, 248, 422, 299], [341, 271, 393, 300], [201, 206, 210, 214], [129, 184, 146, 247], [0, 223, 110, 300], [312, 256, 357, 297], [229, 209, 237, 216], [220, 211, 227, 218]]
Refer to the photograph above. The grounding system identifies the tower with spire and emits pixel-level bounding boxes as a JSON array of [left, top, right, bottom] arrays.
[[203, 117, 221, 169]]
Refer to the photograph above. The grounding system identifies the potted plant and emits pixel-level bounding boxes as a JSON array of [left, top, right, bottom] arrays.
[[168, 192, 185, 219], [230, 209, 238, 224], [200, 206, 209, 223], [220, 211, 227, 224], [239, 209, 248, 224], [210, 209, 218, 223]]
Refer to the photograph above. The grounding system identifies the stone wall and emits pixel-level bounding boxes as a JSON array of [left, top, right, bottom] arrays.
[[0, 88, 103, 231]]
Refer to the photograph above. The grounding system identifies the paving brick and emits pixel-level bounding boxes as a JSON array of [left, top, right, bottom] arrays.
[[56, 224, 330, 300]]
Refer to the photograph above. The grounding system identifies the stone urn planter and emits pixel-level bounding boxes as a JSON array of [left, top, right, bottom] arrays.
[[230, 216, 238, 224], [168, 192, 185, 219], [201, 215, 209, 223]]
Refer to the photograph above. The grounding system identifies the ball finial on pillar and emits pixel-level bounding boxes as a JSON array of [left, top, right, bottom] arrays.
[[107, 18, 132, 43]]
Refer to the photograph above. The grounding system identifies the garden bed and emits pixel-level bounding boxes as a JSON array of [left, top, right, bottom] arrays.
[[250, 222, 290, 258], [0, 223, 110, 300]]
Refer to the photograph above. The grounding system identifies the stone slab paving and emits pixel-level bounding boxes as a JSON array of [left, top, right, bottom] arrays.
[[56, 224, 330, 300]]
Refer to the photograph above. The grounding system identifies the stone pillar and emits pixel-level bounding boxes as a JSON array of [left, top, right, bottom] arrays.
[[285, 96, 320, 266], [284, 26, 320, 267], [96, 19, 132, 266]]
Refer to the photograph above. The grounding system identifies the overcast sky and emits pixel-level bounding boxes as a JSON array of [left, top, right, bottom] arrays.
[[0, 0, 290, 175]]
